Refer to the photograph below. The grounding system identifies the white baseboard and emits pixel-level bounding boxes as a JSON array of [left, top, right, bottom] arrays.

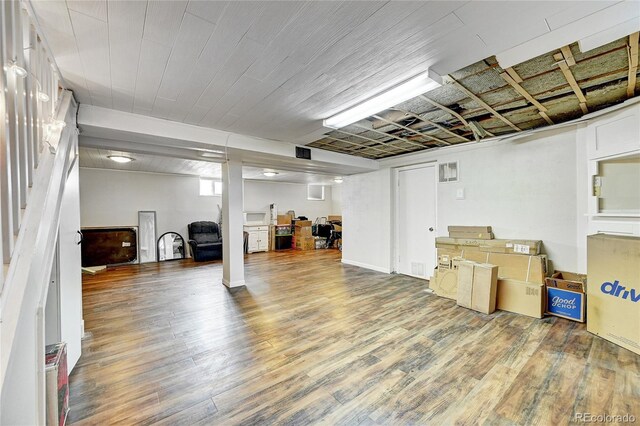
[[341, 259, 391, 274], [222, 278, 246, 288]]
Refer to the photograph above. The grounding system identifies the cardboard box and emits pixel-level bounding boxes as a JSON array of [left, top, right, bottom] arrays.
[[438, 254, 452, 270], [295, 225, 312, 238], [328, 215, 342, 222], [497, 279, 545, 318], [294, 220, 313, 227], [457, 261, 475, 309], [430, 267, 459, 300], [486, 253, 547, 284], [457, 261, 498, 314], [448, 226, 492, 234], [436, 237, 542, 256], [277, 214, 293, 225], [472, 264, 499, 314], [546, 271, 586, 292], [295, 237, 315, 250], [449, 231, 495, 240], [587, 234, 640, 355], [546, 286, 585, 322]]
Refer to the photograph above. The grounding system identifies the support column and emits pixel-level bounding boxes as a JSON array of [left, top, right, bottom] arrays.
[[221, 160, 245, 288]]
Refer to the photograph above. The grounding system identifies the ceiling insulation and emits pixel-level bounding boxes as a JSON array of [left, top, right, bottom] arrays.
[[307, 33, 640, 159]]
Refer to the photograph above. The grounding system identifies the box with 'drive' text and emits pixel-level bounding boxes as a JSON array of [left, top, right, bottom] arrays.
[[587, 234, 640, 355]]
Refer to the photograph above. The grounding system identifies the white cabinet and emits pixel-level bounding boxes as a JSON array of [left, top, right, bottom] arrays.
[[245, 225, 269, 253]]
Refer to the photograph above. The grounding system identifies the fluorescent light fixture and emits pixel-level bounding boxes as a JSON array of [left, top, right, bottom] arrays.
[[108, 155, 134, 163], [7, 61, 27, 78], [323, 72, 441, 129], [200, 150, 225, 158], [38, 92, 49, 102], [263, 171, 278, 177], [333, 177, 343, 183]]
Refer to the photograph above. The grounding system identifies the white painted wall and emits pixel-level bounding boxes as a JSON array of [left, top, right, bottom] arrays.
[[243, 180, 336, 221], [79, 168, 221, 250], [343, 129, 580, 273], [343, 101, 640, 276], [330, 184, 343, 215], [341, 169, 393, 273]]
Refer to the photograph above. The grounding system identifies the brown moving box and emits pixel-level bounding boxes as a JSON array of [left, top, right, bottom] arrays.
[[436, 237, 542, 256], [472, 264, 499, 314], [294, 220, 313, 227], [457, 261, 498, 314], [277, 214, 293, 225], [457, 261, 475, 309], [546, 271, 586, 292], [448, 226, 492, 233], [497, 279, 545, 318], [449, 231, 495, 240], [328, 215, 342, 222], [295, 225, 312, 238], [295, 237, 315, 250], [587, 234, 640, 355]]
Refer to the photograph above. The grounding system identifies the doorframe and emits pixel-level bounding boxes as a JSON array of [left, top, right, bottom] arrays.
[[392, 162, 438, 276]]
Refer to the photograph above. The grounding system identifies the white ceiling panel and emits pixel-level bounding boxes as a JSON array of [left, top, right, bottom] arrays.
[[185, 0, 228, 25], [142, 0, 188, 46], [32, 0, 629, 146], [67, 0, 107, 21], [133, 39, 171, 112], [156, 12, 215, 101]]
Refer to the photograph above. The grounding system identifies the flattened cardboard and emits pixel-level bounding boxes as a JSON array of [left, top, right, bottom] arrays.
[[431, 268, 459, 300], [587, 234, 640, 355], [436, 237, 542, 256], [497, 279, 545, 318]]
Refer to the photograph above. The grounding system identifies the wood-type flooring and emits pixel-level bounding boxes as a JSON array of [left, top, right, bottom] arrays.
[[68, 249, 640, 425]]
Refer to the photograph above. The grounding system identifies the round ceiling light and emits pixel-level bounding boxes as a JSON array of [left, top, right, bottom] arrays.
[[263, 171, 278, 177], [107, 155, 135, 164], [334, 177, 344, 183]]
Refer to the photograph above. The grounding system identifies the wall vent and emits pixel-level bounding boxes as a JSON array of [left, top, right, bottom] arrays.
[[411, 262, 425, 277], [439, 161, 458, 183]]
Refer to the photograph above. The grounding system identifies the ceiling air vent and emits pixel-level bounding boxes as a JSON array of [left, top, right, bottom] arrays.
[[296, 146, 311, 160], [439, 161, 458, 183]]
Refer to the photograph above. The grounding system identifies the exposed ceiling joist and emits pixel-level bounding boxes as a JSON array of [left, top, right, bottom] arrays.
[[333, 129, 414, 153], [499, 69, 554, 125], [353, 124, 428, 149], [447, 75, 522, 132], [627, 32, 639, 98], [392, 109, 470, 142], [324, 135, 396, 156], [419, 95, 494, 138], [554, 50, 588, 113], [372, 115, 450, 146]]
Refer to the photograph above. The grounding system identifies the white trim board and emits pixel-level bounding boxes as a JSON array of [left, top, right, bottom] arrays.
[[341, 259, 391, 274]]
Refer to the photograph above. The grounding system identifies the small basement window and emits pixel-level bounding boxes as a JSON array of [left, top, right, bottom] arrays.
[[439, 161, 458, 183], [307, 185, 325, 201], [200, 178, 222, 196]]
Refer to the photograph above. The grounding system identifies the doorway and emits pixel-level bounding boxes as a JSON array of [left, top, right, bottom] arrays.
[[396, 164, 437, 279]]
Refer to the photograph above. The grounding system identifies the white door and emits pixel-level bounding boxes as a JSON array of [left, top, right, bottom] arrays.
[[397, 165, 437, 279], [57, 159, 83, 371]]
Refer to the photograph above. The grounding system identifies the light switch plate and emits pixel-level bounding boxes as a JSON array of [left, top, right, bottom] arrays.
[[456, 188, 465, 200]]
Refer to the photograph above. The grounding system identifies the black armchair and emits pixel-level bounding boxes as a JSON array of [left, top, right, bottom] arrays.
[[188, 221, 222, 261]]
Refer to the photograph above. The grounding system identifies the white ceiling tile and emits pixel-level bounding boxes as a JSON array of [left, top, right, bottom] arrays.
[[133, 39, 171, 111], [69, 9, 111, 107], [545, 1, 619, 30], [185, 0, 228, 25], [156, 13, 215, 101], [67, 0, 107, 21], [143, 0, 188, 46]]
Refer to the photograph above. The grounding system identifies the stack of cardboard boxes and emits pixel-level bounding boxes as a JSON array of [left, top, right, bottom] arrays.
[[293, 220, 314, 251], [431, 226, 547, 318]]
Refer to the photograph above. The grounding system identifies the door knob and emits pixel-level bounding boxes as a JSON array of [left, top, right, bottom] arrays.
[[428, 227, 434, 232]]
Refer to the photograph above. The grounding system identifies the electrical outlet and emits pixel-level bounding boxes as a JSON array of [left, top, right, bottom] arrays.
[[456, 188, 465, 200]]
